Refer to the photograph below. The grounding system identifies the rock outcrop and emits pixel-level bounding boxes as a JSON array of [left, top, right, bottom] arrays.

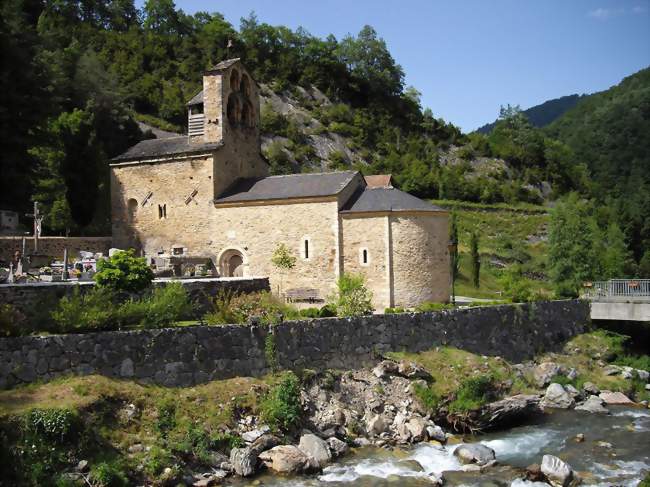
[[541, 384, 575, 409]]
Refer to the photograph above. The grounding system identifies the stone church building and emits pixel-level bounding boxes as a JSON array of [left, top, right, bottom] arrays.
[[110, 59, 449, 310]]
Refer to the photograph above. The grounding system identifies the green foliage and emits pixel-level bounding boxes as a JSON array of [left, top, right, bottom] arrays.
[[94, 250, 154, 293], [613, 354, 650, 372], [415, 302, 455, 312], [265, 333, 278, 371], [448, 374, 497, 413], [203, 291, 300, 325], [89, 461, 128, 487], [469, 231, 480, 288], [51, 286, 117, 332], [0, 304, 27, 337], [155, 397, 177, 438], [118, 282, 191, 329], [413, 383, 440, 413], [264, 140, 294, 175], [331, 273, 374, 317], [384, 307, 406, 314], [449, 211, 460, 282], [498, 265, 534, 302], [260, 373, 302, 431], [271, 243, 297, 271]]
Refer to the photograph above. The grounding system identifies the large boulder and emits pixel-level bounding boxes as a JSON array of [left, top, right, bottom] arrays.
[[298, 433, 332, 468], [582, 382, 600, 395], [534, 362, 562, 387], [477, 394, 542, 429], [575, 395, 609, 414], [397, 360, 432, 380], [426, 424, 447, 443], [258, 445, 313, 474], [599, 390, 633, 405], [229, 434, 279, 477], [405, 415, 428, 442], [365, 414, 387, 436], [541, 384, 575, 410], [453, 444, 496, 466], [372, 360, 399, 378], [541, 454, 574, 487], [326, 437, 349, 458]]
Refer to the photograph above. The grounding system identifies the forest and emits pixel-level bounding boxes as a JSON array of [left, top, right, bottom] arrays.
[[1, 0, 648, 278]]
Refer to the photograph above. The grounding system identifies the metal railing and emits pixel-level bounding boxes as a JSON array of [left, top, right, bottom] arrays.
[[583, 279, 650, 301]]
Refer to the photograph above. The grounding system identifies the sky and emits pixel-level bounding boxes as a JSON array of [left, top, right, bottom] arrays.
[[151, 0, 649, 131]]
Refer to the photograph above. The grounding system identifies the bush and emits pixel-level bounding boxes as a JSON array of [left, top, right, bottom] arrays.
[[415, 302, 454, 312], [260, 373, 302, 431], [0, 304, 27, 337], [331, 273, 374, 317], [299, 307, 320, 318], [318, 304, 336, 317], [119, 282, 191, 329], [413, 383, 440, 413], [204, 291, 299, 325], [51, 287, 117, 332], [448, 374, 497, 413], [89, 461, 128, 487], [155, 398, 177, 438], [94, 249, 153, 293], [384, 307, 406, 314]]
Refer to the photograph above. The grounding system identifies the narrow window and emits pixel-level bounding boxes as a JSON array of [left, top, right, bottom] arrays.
[[304, 239, 309, 259], [158, 204, 167, 219], [363, 249, 368, 264], [359, 247, 369, 266]]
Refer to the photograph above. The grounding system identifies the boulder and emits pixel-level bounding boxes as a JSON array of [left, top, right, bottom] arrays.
[[326, 437, 349, 458], [365, 414, 387, 436], [352, 437, 371, 447], [603, 365, 622, 376], [397, 360, 432, 380], [564, 384, 580, 398], [540, 454, 573, 487], [453, 443, 496, 466], [525, 463, 545, 482], [75, 460, 89, 473], [575, 395, 609, 414], [541, 384, 575, 409], [229, 434, 279, 477], [599, 390, 634, 405], [534, 362, 562, 387], [405, 415, 428, 442], [298, 433, 332, 468], [582, 382, 600, 395], [372, 360, 399, 378], [636, 369, 649, 381], [241, 426, 270, 443], [426, 424, 447, 443], [566, 368, 578, 381], [258, 445, 313, 474], [477, 394, 542, 429]]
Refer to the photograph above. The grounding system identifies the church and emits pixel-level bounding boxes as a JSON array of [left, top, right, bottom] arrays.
[[110, 59, 450, 310]]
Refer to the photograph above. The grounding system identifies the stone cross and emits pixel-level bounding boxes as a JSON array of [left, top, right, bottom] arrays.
[[25, 201, 44, 253]]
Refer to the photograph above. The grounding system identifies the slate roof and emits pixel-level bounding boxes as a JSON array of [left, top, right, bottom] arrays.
[[111, 136, 223, 163], [208, 58, 240, 72], [187, 90, 203, 106], [341, 187, 445, 214], [214, 171, 359, 203]]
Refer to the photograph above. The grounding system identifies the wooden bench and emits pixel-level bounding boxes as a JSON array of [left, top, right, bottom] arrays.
[[285, 288, 321, 303]]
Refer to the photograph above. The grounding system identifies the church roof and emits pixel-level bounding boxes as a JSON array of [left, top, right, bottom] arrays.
[[187, 90, 203, 106], [207, 58, 240, 73], [214, 171, 359, 204], [111, 136, 223, 163], [340, 187, 446, 214]]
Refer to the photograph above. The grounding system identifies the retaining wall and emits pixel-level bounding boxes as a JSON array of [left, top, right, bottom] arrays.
[[0, 236, 113, 263], [0, 300, 590, 389]]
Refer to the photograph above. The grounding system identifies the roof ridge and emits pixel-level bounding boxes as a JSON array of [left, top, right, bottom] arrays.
[[262, 170, 358, 180]]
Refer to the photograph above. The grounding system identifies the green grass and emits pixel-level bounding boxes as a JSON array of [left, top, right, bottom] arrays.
[[435, 200, 552, 299]]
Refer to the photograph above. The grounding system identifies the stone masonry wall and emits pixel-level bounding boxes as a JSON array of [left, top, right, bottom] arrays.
[[0, 236, 112, 263], [0, 277, 270, 324], [0, 299, 589, 389]]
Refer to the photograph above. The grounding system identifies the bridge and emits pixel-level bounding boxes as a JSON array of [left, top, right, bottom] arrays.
[[584, 279, 650, 322]]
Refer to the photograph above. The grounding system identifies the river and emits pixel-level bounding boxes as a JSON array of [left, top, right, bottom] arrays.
[[237, 406, 650, 486]]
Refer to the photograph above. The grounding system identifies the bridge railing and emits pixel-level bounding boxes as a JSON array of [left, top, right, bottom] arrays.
[[583, 279, 650, 301]]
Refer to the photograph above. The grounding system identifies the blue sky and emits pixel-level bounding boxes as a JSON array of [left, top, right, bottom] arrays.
[[156, 0, 649, 131]]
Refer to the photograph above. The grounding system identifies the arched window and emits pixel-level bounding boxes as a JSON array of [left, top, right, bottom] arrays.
[[227, 93, 240, 126], [241, 100, 254, 128], [241, 74, 251, 97], [127, 198, 138, 222], [301, 236, 311, 260], [359, 247, 370, 266], [229, 69, 240, 92]]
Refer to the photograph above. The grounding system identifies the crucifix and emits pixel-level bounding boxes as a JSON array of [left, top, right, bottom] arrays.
[[25, 202, 44, 253]]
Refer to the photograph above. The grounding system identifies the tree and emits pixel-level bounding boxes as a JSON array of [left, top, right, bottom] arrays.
[[449, 211, 460, 282], [271, 243, 296, 295], [599, 222, 632, 279], [469, 231, 480, 288]]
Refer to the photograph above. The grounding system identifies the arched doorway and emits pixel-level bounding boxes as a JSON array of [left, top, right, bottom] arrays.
[[219, 249, 245, 277]]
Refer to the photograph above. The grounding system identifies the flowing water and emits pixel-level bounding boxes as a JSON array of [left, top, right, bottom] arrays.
[[233, 406, 650, 486]]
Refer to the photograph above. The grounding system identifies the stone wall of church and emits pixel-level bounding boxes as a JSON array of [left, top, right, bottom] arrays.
[[391, 213, 450, 307], [110, 155, 216, 253], [341, 214, 391, 310]]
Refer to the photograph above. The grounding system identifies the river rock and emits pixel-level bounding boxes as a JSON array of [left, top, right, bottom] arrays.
[[426, 424, 446, 443], [258, 445, 313, 473], [525, 463, 545, 482], [298, 433, 332, 468], [541, 454, 573, 487], [541, 384, 575, 409], [453, 443, 496, 466], [477, 394, 542, 429], [603, 365, 622, 376], [326, 437, 349, 457], [599, 390, 633, 405], [405, 415, 428, 442], [582, 382, 600, 395], [575, 395, 609, 414], [637, 369, 649, 381], [229, 434, 279, 476], [241, 425, 270, 443], [646, 384, 650, 391], [366, 414, 387, 436], [534, 362, 562, 387], [564, 384, 580, 398]]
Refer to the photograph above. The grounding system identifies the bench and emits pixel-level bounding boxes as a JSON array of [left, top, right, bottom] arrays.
[[285, 288, 321, 303]]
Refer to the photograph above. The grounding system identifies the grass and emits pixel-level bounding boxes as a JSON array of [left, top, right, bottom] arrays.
[[434, 200, 552, 299]]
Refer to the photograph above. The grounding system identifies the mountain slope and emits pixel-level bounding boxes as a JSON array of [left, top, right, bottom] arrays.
[[476, 94, 585, 134]]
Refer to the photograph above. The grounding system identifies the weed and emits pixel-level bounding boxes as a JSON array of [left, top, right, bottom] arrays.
[[155, 398, 177, 438], [413, 383, 440, 413], [265, 333, 278, 371], [448, 374, 497, 413], [89, 461, 128, 487], [260, 372, 301, 431]]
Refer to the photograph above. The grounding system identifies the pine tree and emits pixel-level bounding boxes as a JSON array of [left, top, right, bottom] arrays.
[[470, 231, 480, 288]]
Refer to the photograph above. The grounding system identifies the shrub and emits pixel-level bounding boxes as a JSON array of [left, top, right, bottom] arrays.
[[260, 373, 302, 431], [204, 291, 299, 326], [331, 273, 373, 317], [155, 398, 177, 438], [94, 249, 153, 293], [448, 374, 497, 413], [51, 287, 117, 332], [413, 383, 440, 413], [0, 304, 27, 337], [318, 304, 336, 318], [134, 282, 191, 328], [89, 461, 128, 487], [203, 289, 243, 325], [143, 445, 174, 477], [415, 302, 454, 312], [384, 307, 406, 314]]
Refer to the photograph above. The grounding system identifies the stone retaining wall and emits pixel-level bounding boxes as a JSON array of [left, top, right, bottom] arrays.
[[0, 277, 270, 325], [0, 300, 589, 389], [0, 236, 113, 263]]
